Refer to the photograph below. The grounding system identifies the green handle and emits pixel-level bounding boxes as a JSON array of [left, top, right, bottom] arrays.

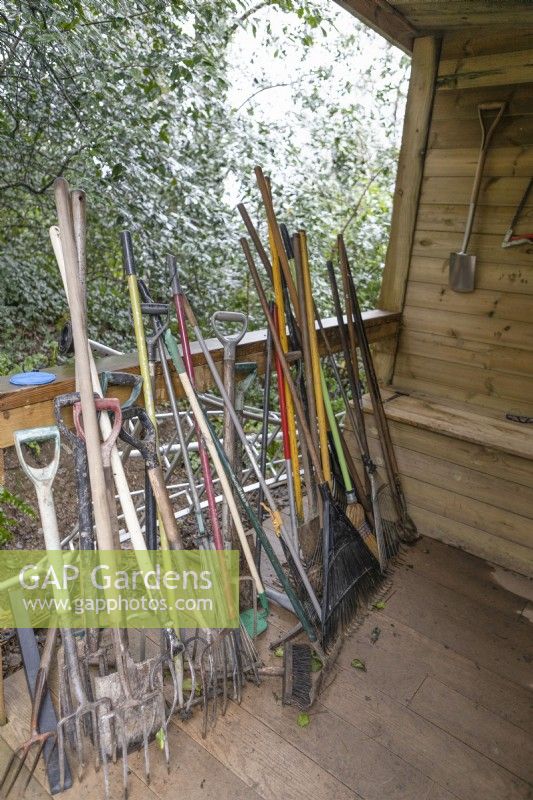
[[320, 366, 354, 496]]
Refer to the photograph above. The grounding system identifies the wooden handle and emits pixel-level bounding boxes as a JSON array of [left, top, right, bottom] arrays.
[[148, 465, 183, 551], [70, 189, 87, 311], [54, 178, 114, 552], [255, 167, 301, 329]]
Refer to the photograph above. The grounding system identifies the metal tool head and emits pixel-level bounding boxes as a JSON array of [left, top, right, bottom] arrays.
[[95, 657, 169, 800], [57, 688, 113, 786], [0, 727, 58, 797], [13, 426, 61, 488], [449, 251, 476, 292]]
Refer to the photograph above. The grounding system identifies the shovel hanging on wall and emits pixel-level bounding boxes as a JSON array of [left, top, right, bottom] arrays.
[[449, 102, 506, 292]]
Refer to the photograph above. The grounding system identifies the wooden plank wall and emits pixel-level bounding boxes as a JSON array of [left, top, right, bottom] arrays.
[[394, 28, 533, 416]]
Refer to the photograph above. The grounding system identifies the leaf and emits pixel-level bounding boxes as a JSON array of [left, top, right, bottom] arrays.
[[311, 655, 323, 672], [297, 712, 310, 728], [373, 600, 386, 610], [155, 727, 166, 750], [351, 658, 366, 672], [274, 646, 284, 658], [111, 163, 124, 181]]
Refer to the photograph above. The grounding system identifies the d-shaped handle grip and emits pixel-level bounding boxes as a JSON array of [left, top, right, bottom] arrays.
[[98, 371, 143, 409], [211, 310, 248, 348], [13, 426, 61, 488], [73, 397, 122, 466], [118, 406, 157, 469]]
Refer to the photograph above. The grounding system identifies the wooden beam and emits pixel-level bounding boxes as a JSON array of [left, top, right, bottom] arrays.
[[438, 47, 533, 90], [0, 311, 400, 450], [336, 0, 417, 54], [374, 35, 440, 384]]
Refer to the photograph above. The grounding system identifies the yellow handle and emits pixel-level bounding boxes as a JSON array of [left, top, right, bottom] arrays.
[[266, 218, 304, 521], [300, 231, 331, 486]]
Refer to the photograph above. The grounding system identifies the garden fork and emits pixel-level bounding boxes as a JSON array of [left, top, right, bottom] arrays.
[[0, 627, 58, 796], [7, 426, 65, 795]]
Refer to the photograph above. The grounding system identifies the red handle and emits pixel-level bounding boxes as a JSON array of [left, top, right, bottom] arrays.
[[73, 397, 122, 466], [272, 305, 291, 461]]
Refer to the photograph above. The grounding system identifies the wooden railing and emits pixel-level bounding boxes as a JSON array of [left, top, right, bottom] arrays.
[[0, 310, 400, 466]]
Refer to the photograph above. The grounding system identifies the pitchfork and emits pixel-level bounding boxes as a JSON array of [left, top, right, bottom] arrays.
[[0, 626, 58, 796], [6, 426, 65, 795]]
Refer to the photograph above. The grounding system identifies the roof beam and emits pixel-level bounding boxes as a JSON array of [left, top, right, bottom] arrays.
[[336, 0, 418, 53]]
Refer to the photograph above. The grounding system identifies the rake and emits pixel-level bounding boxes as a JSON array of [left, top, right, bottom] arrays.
[[242, 237, 381, 649]]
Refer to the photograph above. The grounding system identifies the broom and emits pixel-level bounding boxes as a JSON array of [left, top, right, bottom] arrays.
[[242, 237, 380, 648], [326, 258, 386, 567]]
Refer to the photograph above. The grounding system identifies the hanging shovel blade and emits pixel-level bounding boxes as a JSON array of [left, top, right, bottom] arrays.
[[449, 251, 476, 293]]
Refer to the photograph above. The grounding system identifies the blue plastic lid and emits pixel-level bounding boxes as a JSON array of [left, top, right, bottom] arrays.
[[9, 371, 56, 386]]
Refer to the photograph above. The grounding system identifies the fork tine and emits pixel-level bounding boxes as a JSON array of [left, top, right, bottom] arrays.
[[23, 737, 49, 793], [0, 749, 20, 793]]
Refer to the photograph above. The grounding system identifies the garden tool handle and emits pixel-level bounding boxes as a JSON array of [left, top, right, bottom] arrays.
[[478, 102, 507, 151], [118, 406, 157, 469], [13, 426, 60, 488], [118, 406, 182, 550], [461, 102, 506, 253], [53, 392, 81, 447], [121, 229, 136, 276], [70, 189, 87, 311], [30, 627, 58, 734], [50, 223, 148, 555], [54, 392, 95, 550], [140, 302, 169, 317], [73, 397, 123, 467], [98, 371, 143, 409], [241, 238, 324, 482], [168, 256, 225, 551], [211, 311, 248, 349], [272, 306, 291, 462], [279, 223, 294, 261], [54, 178, 115, 553], [255, 166, 301, 328]]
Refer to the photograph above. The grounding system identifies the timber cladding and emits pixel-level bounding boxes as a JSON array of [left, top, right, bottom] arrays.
[[371, 27, 533, 576], [394, 28, 533, 417]]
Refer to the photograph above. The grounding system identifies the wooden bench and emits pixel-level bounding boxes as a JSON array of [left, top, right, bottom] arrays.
[[344, 388, 533, 578]]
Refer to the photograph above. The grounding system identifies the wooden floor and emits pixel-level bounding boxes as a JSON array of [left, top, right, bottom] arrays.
[[1, 537, 532, 800]]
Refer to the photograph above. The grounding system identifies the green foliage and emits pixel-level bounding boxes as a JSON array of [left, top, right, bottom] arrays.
[[0, 1, 407, 373], [0, 487, 36, 545]]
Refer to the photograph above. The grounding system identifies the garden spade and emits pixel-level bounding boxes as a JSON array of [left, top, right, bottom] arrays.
[[449, 102, 506, 292]]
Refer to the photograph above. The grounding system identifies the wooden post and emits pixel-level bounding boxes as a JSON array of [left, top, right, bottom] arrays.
[[374, 35, 440, 384]]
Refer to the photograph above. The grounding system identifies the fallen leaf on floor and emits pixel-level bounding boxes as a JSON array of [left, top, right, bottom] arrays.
[[274, 646, 284, 658], [373, 600, 386, 610], [370, 626, 381, 644], [297, 712, 310, 728], [311, 655, 323, 672], [155, 727, 166, 750], [351, 658, 366, 671]]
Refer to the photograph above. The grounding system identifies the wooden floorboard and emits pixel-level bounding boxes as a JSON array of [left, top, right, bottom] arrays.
[[336, 612, 533, 734], [409, 676, 533, 783], [0, 537, 531, 800]]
